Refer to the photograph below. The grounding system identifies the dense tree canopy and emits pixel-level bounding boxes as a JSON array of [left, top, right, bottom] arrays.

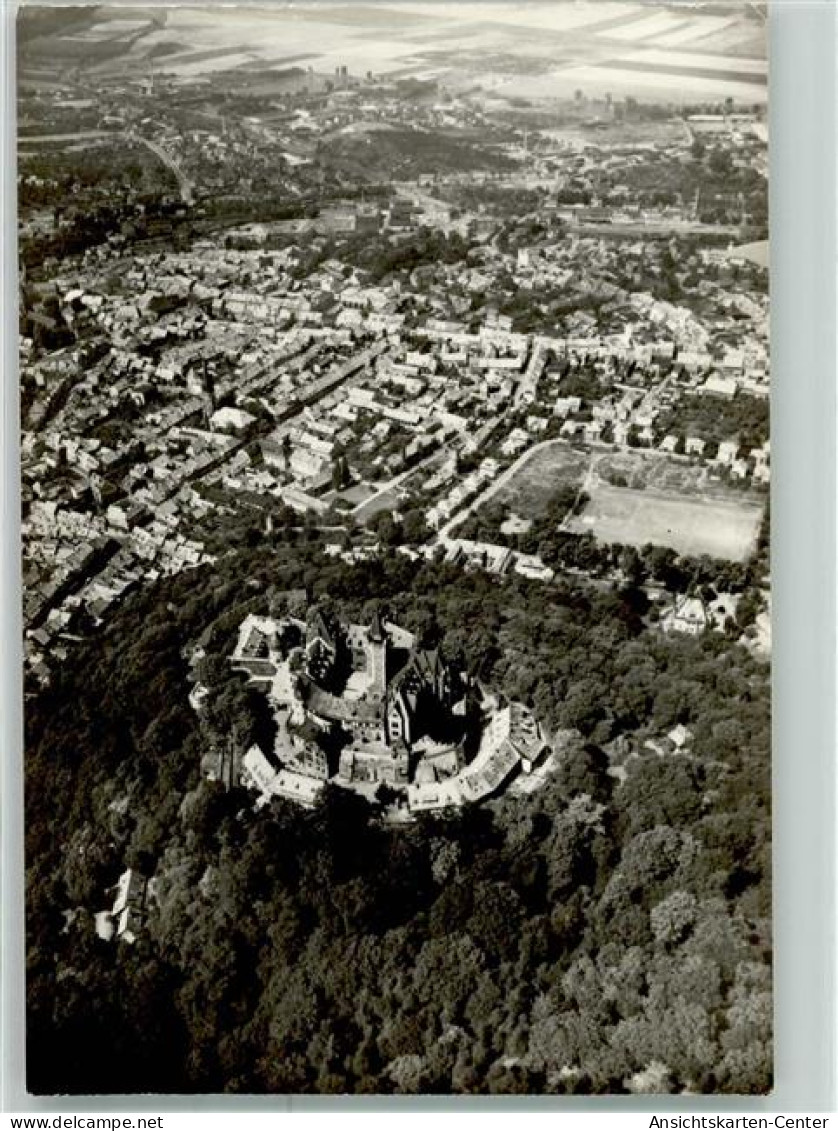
[[26, 542, 770, 1094]]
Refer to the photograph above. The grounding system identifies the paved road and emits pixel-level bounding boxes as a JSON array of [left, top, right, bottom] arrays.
[[435, 436, 577, 547], [126, 133, 194, 205], [352, 446, 449, 523], [19, 128, 195, 205], [18, 130, 114, 144], [513, 335, 549, 408]]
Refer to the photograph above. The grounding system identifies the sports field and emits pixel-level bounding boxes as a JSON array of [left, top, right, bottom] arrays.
[[566, 483, 763, 561]]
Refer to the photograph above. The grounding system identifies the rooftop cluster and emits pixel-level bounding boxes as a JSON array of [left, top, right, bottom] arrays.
[[217, 606, 549, 815]]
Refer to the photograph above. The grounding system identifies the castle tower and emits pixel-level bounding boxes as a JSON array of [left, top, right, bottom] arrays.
[[368, 608, 388, 697]]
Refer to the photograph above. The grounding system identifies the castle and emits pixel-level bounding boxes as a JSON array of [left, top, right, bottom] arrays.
[[225, 602, 548, 812], [302, 606, 456, 751]]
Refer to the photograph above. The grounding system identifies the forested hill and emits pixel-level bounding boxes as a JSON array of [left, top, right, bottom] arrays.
[[26, 542, 771, 1095]]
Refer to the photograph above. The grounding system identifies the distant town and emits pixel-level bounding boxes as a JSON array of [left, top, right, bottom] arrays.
[[20, 3, 776, 1099], [19, 6, 769, 780]]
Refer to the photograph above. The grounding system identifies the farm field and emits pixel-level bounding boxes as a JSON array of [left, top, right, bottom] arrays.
[[18, 2, 766, 104], [566, 482, 763, 561]]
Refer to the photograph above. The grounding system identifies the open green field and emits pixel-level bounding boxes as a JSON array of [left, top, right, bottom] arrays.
[[494, 443, 588, 518], [566, 482, 763, 561], [353, 488, 401, 523], [495, 441, 737, 521], [339, 483, 376, 506], [595, 450, 716, 496]]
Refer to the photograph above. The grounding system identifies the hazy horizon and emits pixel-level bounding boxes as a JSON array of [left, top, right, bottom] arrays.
[[18, 1, 767, 107]]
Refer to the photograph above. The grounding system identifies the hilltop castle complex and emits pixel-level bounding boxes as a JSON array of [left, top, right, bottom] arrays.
[[218, 601, 549, 813]]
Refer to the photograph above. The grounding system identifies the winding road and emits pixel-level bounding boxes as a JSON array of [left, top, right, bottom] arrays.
[[124, 132, 195, 204], [435, 437, 583, 547]]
